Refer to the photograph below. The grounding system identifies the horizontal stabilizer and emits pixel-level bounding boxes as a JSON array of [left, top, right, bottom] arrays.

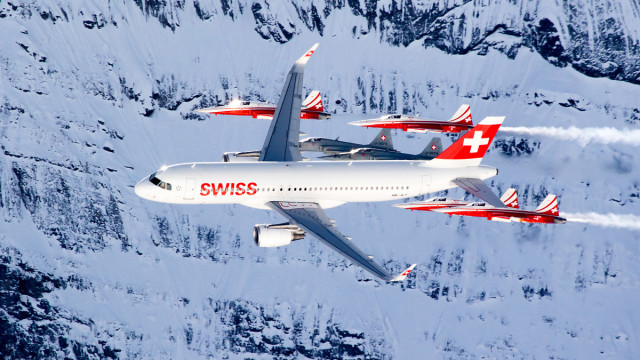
[[390, 264, 416, 282], [453, 177, 505, 208]]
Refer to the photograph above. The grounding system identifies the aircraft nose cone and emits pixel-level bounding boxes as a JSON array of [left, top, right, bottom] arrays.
[[134, 178, 155, 200]]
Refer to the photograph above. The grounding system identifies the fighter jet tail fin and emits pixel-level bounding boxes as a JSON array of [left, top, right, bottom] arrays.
[[500, 188, 519, 209], [368, 129, 393, 150], [419, 137, 442, 158], [448, 104, 472, 125], [302, 90, 324, 112], [535, 195, 559, 215]]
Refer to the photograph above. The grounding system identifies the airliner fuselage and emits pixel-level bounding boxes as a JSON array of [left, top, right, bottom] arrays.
[[134, 161, 498, 209]]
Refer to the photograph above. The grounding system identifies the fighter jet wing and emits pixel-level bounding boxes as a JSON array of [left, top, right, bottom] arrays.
[[259, 44, 318, 162], [453, 177, 506, 208], [269, 201, 415, 281]]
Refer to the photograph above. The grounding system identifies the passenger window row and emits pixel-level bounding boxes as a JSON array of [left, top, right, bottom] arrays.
[[256, 186, 409, 192]]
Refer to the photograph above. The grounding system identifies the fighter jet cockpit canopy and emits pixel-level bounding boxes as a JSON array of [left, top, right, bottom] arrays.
[[148, 173, 172, 190], [469, 202, 486, 207], [385, 114, 402, 120]]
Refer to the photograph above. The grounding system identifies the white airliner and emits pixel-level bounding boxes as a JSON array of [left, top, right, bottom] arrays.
[[135, 44, 506, 282]]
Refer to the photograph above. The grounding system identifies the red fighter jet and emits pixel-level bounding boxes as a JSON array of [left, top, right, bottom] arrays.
[[396, 188, 566, 224], [195, 90, 330, 120], [348, 104, 472, 133]]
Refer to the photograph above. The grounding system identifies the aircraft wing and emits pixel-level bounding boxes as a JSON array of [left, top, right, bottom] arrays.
[[259, 44, 318, 162], [453, 177, 506, 208], [269, 201, 415, 281]]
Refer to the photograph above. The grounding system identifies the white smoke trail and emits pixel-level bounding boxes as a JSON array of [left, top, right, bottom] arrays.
[[500, 126, 640, 147], [564, 212, 640, 231]]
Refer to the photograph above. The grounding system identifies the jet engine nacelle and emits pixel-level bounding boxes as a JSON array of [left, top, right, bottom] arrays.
[[222, 151, 260, 163], [253, 223, 305, 247]]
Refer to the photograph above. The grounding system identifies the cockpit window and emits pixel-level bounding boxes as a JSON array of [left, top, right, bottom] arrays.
[[391, 114, 402, 119], [149, 173, 172, 190], [242, 101, 250, 106], [149, 173, 161, 185]]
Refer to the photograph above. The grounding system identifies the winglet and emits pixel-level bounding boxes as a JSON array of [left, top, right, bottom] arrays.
[[390, 264, 416, 282], [296, 43, 319, 65]]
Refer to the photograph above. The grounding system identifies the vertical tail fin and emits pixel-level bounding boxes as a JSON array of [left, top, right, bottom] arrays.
[[419, 137, 442, 158], [432, 116, 504, 166], [302, 90, 323, 112], [369, 129, 393, 150], [535, 195, 559, 215], [500, 188, 519, 209], [448, 104, 472, 125]]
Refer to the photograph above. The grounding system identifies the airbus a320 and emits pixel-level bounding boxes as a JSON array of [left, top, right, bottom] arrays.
[[135, 44, 508, 282]]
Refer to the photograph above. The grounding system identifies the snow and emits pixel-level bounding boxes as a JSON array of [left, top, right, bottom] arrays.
[[1, 0, 640, 358]]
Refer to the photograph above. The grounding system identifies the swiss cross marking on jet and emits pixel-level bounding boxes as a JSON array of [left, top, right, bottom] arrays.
[[380, 135, 386, 141], [305, 50, 315, 57], [431, 144, 437, 151], [463, 131, 490, 153]]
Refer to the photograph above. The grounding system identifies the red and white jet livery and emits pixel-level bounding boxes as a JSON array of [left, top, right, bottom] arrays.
[[135, 44, 508, 282], [399, 188, 566, 224], [348, 104, 472, 133], [434, 194, 566, 224], [196, 90, 330, 120]]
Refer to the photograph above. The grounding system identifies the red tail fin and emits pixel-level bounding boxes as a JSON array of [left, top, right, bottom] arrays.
[[448, 104, 472, 125], [432, 116, 504, 166], [500, 188, 519, 209], [535, 195, 559, 215], [302, 90, 323, 112]]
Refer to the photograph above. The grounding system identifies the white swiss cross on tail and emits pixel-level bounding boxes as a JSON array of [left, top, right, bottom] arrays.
[[463, 131, 490, 153], [380, 135, 386, 141], [431, 116, 505, 167]]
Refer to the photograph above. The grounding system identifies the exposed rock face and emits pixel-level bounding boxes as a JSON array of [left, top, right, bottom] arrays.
[[7, 0, 634, 83], [0, 253, 120, 359]]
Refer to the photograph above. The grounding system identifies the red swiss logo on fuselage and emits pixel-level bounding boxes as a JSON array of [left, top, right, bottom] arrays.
[[200, 182, 257, 196]]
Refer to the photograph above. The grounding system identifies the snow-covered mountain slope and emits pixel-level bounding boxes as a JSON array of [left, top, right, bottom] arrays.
[[1, 1, 639, 358]]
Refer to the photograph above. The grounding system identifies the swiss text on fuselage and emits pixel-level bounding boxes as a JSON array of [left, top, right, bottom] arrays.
[[200, 182, 257, 196]]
